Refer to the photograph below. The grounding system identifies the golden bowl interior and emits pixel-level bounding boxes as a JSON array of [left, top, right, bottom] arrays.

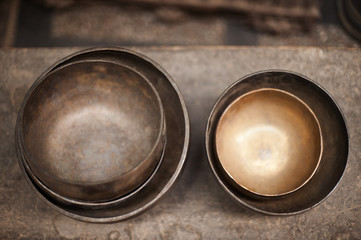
[[215, 88, 323, 196]]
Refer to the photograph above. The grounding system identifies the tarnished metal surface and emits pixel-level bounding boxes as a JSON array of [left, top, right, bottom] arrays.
[[17, 59, 166, 203], [0, 47, 360, 239], [215, 88, 323, 197], [15, 48, 190, 222]]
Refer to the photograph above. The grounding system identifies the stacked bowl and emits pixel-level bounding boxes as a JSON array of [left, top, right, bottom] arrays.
[[16, 48, 349, 221], [206, 71, 349, 215], [16, 48, 190, 222]]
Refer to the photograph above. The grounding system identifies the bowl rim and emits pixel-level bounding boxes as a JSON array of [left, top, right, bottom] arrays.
[[16, 132, 166, 208], [215, 87, 324, 197], [15, 47, 190, 222], [206, 69, 349, 215], [17, 59, 166, 186]]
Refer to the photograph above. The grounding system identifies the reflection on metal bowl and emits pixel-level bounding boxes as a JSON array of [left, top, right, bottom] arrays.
[[206, 70, 348, 215], [216, 88, 322, 196], [18, 60, 166, 203], [16, 48, 190, 222]]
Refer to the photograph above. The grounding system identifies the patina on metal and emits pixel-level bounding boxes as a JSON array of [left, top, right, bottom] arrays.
[[16, 47, 190, 222], [18, 60, 166, 203], [215, 88, 322, 196], [206, 70, 349, 215]]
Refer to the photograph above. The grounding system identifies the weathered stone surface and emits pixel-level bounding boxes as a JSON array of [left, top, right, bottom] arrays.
[[0, 47, 360, 239]]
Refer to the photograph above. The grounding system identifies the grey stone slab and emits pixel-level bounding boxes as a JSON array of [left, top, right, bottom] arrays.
[[0, 47, 360, 239]]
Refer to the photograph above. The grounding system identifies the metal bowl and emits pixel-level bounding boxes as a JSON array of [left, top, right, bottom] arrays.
[[216, 88, 322, 196], [17, 60, 166, 203], [206, 70, 349, 214], [16, 47, 189, 222]]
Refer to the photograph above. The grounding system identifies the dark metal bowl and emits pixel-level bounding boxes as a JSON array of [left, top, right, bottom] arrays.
[[17, 59, 166, 203], [16, 47, 190, 222], [206, 70, 349, 215]]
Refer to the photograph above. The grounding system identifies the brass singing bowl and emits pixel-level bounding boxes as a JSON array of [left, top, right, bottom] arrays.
[[216, 89, 322, 196], [206, 70, 349, 215], [17, 60, 166, 202]]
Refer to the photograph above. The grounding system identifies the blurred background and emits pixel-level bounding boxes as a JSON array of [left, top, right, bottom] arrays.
[[1, 0, 360, 48]]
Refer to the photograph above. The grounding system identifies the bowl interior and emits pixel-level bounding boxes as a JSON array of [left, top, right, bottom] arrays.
[[22, 61, 162, 184], [216, 88, 322, 196], [207, 71, 348, 214]]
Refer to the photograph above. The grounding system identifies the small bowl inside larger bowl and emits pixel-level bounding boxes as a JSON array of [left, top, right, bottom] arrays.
[[17, 60, 166, 202], [206, 70, 349, 214], [215, 88, 322, 196]]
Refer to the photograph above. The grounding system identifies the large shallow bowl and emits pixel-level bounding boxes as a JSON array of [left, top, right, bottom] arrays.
[[16, 47, 190, 222], [206, 70, 349, 215]]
